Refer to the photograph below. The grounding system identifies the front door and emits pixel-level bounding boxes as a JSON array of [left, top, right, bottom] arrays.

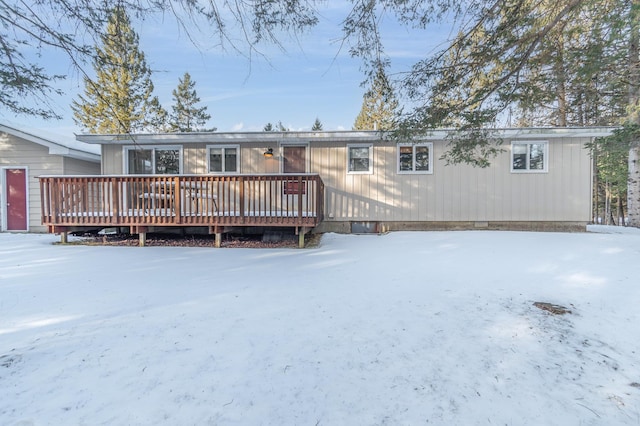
[[5, 168, 28, 231], [282, 146, 307, 173]]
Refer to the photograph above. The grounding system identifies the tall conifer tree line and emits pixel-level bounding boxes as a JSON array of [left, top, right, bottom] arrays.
[[72, 7, 213, 134]]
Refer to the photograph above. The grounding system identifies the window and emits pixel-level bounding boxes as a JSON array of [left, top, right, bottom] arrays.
[[347, 144, 373, 174], [398, 143, 433, 174], [511, 141, 548, 172], [207, 145, 239, 173], [125, 146, 182, 174]]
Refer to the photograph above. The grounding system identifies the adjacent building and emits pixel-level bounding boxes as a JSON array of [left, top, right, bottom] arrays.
[[1, 123, 100, 232]]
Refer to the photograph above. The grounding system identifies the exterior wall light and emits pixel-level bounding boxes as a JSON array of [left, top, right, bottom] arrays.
[[263, 148, 274, 157]]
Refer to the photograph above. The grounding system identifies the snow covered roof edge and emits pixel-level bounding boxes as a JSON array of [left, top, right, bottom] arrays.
[[76, 127, 617, 145], [0, 122, 100, 162]]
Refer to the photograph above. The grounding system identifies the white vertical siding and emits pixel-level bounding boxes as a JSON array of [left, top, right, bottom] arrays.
[[103, 144, 123, 174], [313, 137, 592, 223], [97, 135, 593, 224]]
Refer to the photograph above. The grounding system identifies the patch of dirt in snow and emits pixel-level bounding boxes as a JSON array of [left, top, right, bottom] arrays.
[[522, 300, 640, 420], [533, 302, 573, 315]]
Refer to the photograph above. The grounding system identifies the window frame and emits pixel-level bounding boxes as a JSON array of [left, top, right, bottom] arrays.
[[347, 144, 374, 175], [510, 141, 549, 173], [207, 144, 240, 174], [397, 142, 434, 175], [123, 145, 183, 175]]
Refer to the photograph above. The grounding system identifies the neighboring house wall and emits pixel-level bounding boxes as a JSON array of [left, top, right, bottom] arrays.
[[94, 130, 596, 230], [0, 129, 100, 233], [1, 132, 60, 232]]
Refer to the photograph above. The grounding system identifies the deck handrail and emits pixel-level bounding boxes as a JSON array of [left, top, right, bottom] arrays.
[[39, 174, 324, 231]]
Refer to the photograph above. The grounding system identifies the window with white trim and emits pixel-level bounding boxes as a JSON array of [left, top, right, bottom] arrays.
[[124, 146, 182, 174], [207, 145, 239, 173], [511, 141, 548, 172], [398, 143, 433, 174], [347, 144, 373, 174]]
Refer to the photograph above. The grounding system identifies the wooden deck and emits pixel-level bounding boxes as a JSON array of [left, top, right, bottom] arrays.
[[39, 174, 324, 246]]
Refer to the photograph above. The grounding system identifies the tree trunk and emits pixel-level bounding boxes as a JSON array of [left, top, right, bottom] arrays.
[[605, 182, 612, 225], [618, 194, 626, 226], [628, 0, 640, 227], [593, 152, 599, 223], [629, 147, 640, 226], [554, 32, 568, 127]]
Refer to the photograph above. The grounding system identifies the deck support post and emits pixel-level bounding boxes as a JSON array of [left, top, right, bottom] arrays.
[[298, 227, 306, 248], [131, 226, 149, 247], [215, 233, 222, 248], [51, 226, 69, 244]]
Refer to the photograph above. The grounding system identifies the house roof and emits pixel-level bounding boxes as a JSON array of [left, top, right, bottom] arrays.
[[1, 122, 100, 163], [75, 127, 617, 145]]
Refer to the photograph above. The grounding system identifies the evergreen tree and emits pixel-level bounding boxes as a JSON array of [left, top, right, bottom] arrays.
[[71, 6, 161, 134], [144, 96, 169, 132], [276, 121, 289, 131], [353, 65, 398, 131], [311, 117, 323, 131], [587, 127, 632, 224], [264, 121, 289, 131], [168, 72, 213, 132]]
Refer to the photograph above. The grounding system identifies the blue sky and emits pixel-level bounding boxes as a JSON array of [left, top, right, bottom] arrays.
[[4, 3, 452, 137]]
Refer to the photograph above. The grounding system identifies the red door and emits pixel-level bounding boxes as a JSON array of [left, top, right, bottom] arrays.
[[5, 168, 28, 231]]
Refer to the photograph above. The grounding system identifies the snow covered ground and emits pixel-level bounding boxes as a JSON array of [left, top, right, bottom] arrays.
[[1, 228, 639, 425]]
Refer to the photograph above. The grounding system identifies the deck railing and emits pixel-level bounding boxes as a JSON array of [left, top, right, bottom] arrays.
[[39, 174, 324, 231]]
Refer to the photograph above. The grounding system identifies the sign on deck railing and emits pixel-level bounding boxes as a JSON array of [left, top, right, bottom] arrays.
[[283, 181, 306, 195]]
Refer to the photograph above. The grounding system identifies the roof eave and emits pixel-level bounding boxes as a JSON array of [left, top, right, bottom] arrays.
[[1, 123, 101, 161], [75, 127, 619, 145]]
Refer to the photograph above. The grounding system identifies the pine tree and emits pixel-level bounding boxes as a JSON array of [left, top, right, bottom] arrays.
[[168, 72, 213, 132], [311, 117, 323, 131], [264, 121, 289, 131], [353, 65, 398, 131], [71, 6, 161, 134], [144, 96, 169, 132], [276, 121, 289, 131]]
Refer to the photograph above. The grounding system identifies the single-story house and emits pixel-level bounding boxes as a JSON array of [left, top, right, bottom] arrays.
[[1, 123, 101, 232], [38, 127, 612, 245]]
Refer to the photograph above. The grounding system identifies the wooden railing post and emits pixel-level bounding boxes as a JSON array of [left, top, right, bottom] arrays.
[[173, 176, 181, 223], [297, 175, 303, 223], [112, 178, 120, 219], [316, 176, 324, 222], [239, 175, 245, 223]]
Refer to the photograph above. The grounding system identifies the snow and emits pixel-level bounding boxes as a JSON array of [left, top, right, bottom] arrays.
[[1, 228, 639, 425]]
